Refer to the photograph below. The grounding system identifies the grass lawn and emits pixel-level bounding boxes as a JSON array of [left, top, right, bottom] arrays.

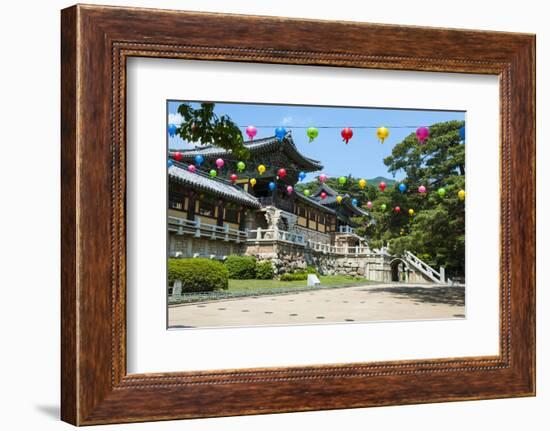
[[228, 275, 368, 291]]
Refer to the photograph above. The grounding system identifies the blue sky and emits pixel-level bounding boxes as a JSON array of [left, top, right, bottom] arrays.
[[168, 101, 464, 181]]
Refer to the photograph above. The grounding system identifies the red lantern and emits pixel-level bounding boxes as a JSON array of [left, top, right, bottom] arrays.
[[230, 174, 238, 183], [173, 152, 183, 161], [341, 127, 353, 144], [320, 191, 327, 200], [394, 206, 401, 213], [378, 181, 386, 192], [278, 168, 287, 179]]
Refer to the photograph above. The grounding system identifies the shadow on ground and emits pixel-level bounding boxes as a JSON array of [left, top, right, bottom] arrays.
[[363, 285, 465, 306]]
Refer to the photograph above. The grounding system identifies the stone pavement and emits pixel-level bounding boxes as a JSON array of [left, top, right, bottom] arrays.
[[168, 283, 466, 328]]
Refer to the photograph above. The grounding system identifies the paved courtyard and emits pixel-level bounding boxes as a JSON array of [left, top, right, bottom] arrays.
[[168, 283, 465, 328]]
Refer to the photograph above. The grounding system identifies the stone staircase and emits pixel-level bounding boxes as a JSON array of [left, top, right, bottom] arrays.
[[403, 250, 448, 284]]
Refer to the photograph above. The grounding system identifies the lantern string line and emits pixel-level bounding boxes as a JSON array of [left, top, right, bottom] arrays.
[[169, 123, 433, 129]]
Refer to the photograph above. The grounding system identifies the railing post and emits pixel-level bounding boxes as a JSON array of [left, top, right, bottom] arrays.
[[256, 228, 262, 240], [194, 218, 201, 238], [224, 224, 229, 242], [439, 266, 445, 283]]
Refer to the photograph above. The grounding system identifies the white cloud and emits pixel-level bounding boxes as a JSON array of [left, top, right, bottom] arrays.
[[168, 112, 184, 125], [281, 116, 293, 126]]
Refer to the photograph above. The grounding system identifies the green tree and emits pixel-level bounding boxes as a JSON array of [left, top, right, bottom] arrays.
[[176, 102, 250, 159]]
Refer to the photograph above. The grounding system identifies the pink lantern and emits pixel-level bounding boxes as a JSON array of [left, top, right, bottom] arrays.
[[319, 173, 328, 183], [286, 185, 294, 195], [245, 125, 257, 140], [215, 158, 224, 169], [416, 126, 430, 144], [418, 185, 427, 193], [367, 201, 373, 209], [230, 174, 238, 183], [320, 191, 327, 200], [188, 164, 196, 173]]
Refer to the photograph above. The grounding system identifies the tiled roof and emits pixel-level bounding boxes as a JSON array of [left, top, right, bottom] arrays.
[[168, 163, 261, 208], [310, 184, 369, 216], [294, 192, 336, 214], [170, 132, 323, 172]]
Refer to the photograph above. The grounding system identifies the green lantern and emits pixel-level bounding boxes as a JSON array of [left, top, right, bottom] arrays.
[[209, 169, 217, 178], [437, 187, 446, 197], [338, 176, 347, 185], [381, 203, 387, 211], [237, 161, 246, 172], [306, 127, 319, 142], [304, 189, 311, 197]]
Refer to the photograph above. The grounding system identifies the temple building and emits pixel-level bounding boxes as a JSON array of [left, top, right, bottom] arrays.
[[167, 132, 449, 283]]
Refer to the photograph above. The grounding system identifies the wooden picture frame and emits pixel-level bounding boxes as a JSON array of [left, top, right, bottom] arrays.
[[61, 4, 536, 425]]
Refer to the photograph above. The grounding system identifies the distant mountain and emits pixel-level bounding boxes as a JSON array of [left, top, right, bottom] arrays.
[[367, 176, 397, 186]]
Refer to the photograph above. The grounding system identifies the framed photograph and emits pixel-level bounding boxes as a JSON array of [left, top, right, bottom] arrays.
[[61, 4, 535, 425]]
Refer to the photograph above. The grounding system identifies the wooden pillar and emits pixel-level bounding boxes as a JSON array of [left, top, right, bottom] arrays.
[[239, 207, 247, 231], [217, 199, 224, 227], [187, 192, 196, 221]]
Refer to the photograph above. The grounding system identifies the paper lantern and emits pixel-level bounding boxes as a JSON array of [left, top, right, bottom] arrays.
[[378, 181, 386, 192], [341, 127, 353, 144], [298, 171, 306, 182], [352, 198, 358, 206], [168, 123, 177, 137], [215, 158, 225, 169], [418, 185, 427, 194], [173, 152, 183, 161], [306, 127, 319, 142], [304, 189, 311, 197], [245, 125, 257, 140], [366, 201, 373, 209], [416, 127, 429, 144], [380, 203, 387, 211], [167, 159, 174, 167], [250, 178, 257, 187], [394, 206, 401, 213], [359, 179, 367, 189], [209, 169, 217, 178], [438, 187, 446, 197], [188, 164, 196, 173], [278, 168, 287, 179], [338, 176, 347, 185], [287, 185, 294, 195], [320, 191, 327, 200], [275, 127, 287, 141], [194, 155, 204, 166], [458, 189, 466, 200], [237, 161, 246, 172], [336, 195, 343, 204], [398, 183, 407, 193], [257, 164, 266, 175], [377, 126, 389, 144], [319, 173, 328, 183], [408, 208, 415, 216], [230, 174, 238, 183], [268, 181, 276, 191]]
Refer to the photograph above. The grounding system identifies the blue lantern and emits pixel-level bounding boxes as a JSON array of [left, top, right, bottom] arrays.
[[168, 123, 177, 137], [275, 127, 287, 142], [398, 183, 407, 193], [352, 198, 358, 206], [194, 155, 204, 166], [459, 126, 465, 141], [268, 181, 276, 191], [298, 171, 306, 182], [167, 159, 174, 167]]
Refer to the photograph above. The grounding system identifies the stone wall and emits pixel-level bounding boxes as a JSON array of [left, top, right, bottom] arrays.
[[169, 233, 245, 258]]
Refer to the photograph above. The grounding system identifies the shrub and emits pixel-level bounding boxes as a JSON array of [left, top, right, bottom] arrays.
[[255, 261, 274, 280], [168, 258, 228, 292], [280, 272, 308, 281], [225, 255, 257, 279]]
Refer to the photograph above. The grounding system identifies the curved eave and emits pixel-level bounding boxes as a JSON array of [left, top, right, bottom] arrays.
[[168, 164, 261, 209]]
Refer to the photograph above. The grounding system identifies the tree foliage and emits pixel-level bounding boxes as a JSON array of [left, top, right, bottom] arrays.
[[176, 102, 250, 160]]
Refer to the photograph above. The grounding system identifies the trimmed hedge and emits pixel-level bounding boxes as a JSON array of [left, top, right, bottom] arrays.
[[225, 255, 257, 279], [280, 272, 308, 281], [255, 261, 275, 280], [168, 258, 228, 292]]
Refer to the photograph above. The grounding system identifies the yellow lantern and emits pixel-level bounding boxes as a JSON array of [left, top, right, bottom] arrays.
[[336, 195, 343, 204], [250, 178, 257, 187], [358, 178, 367, 189], [377, 126, 389, 144], [257, 164, 266, 175], [458, 189, 466, 200], [408, 208, 414, 216]]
